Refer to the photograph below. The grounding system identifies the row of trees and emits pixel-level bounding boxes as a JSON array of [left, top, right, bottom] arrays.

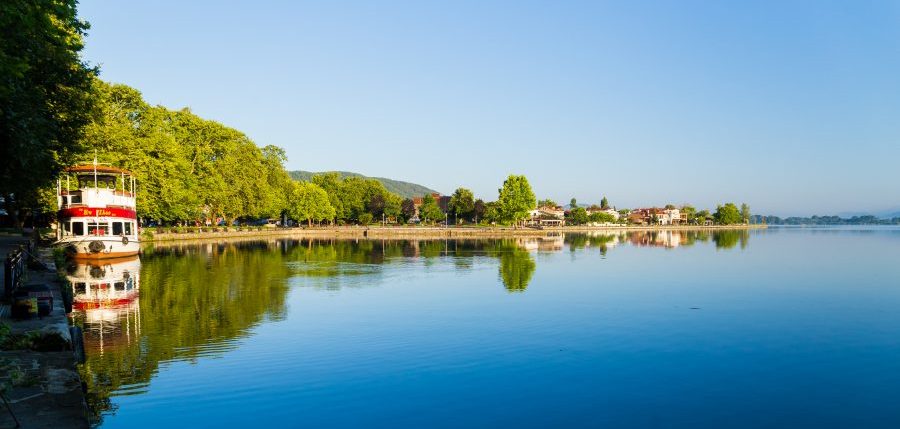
[[0, 1, 751, 230], [79, 81, 296, 225], [1, 0, 97, 226]]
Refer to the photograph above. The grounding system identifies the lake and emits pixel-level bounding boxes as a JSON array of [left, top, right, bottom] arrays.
[[68, 227, 900, 428]]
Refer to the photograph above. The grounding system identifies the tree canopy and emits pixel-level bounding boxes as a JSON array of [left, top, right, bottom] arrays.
[[289, 182, 335, 226], [448, 188, 475, 223], [498, 175, 536, 225], [76, 81, 291, 224], [1, 0, 97, 225], [714, 203, 742, 225], [419, 193, 444, 223]]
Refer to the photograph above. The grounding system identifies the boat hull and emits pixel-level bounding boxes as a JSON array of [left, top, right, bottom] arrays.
[[58, 237, 141, 259]]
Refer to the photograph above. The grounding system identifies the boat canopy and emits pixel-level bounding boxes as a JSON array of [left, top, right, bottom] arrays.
[[65, 165, 133, 175]]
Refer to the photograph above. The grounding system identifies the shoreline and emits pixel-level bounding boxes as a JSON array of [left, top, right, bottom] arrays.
[[144, 224, 766, 242]]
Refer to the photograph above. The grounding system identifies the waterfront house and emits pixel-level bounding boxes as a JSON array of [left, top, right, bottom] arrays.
[[627, 207, 685, 225], [526, 205, 566, 226]]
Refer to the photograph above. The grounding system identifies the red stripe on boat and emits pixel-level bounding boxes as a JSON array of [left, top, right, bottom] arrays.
[[58, 207, 137, 219]]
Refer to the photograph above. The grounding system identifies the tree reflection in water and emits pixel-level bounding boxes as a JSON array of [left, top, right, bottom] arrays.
[[72, 230, 749, 424]]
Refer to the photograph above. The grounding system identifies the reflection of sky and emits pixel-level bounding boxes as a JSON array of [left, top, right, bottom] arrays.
[[101, 228, 900, 428]]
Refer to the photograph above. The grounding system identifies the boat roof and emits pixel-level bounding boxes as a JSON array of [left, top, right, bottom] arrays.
[[65, 165, 133, 175]]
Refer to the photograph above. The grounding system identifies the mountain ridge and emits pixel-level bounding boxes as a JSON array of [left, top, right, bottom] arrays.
[[288, 170, 440, 199]]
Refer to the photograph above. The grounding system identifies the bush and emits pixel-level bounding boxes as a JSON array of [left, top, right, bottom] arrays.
[[358, 213, 373, 224]]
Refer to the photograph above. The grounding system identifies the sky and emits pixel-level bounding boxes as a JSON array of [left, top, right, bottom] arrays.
[[78, 0, 900, 216]]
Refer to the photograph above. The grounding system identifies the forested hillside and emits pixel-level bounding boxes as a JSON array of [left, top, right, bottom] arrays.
[[289, 171, 437, 199]]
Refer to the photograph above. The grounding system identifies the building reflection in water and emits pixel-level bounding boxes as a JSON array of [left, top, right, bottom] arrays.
[[66, 256, 141, 356]]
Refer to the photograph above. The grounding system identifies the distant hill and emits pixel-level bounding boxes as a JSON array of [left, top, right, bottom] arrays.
[[288, 171, 439, 199]]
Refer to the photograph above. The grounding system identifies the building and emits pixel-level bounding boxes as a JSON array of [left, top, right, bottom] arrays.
[[628, 207, 685, 225], [526, 205, 566, 226]]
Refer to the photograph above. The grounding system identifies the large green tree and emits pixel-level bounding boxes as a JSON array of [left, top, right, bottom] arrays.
[[400, 198, 416, 222], [78, 81, 294, 224], [418, 193, 444, 224], [714, 203, 742, 225], [289, 182, 335, 226], [567, 207, 589, 225], [498, 175, 536, 226], [448, 187, 475, 223], [1, 0, 98, 225]]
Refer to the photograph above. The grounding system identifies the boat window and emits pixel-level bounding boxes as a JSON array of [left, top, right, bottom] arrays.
[[77, 174, 117, 189], [124, 222, 133, 235], [70, 194, 81, 204], [114, 282, 125, 291], [63, 221, 72, 236], [74, 282, 86, 294], [112, 222, 123, 236], [72, 221, 85, 236], [88, 222, 109, 236]]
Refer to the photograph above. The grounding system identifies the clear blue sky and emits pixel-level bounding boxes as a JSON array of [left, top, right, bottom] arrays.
[[79, 0, 900, 216]]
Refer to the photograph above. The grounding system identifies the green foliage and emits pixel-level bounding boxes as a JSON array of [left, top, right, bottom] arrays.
[[448, 188, 475, 222], [0, 0, 98, 225], [570, 198, 577, 208], [681, 205, 697, 223], [419, 193, 444, 223], [77, 81, 293, 224], [566, 207, 589, 225], [498, 175, 536, 225], [289, 170, 437, 199], [383, 194, 402, 222], [697, 209, 712, 222], [537, 199, 557, 208], [473, 199, 486, 222], [483, 201, 502, 224], [600, 197, 609, 209], [400, 198, 416, 222], [740, 203, 751, 224], [310, 173, 401, 224], [714, 203, 742, 225], [289, 182, 335, 226], [589, 212, 617, 224]]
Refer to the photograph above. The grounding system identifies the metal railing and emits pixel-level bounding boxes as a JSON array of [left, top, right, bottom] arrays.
[[3, 241, 34, 300]]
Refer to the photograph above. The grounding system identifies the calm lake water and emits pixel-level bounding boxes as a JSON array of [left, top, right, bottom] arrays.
[[68, 228, 900, 428]]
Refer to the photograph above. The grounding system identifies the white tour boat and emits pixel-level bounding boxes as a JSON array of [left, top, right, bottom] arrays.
[[56, 162, 140, 259]]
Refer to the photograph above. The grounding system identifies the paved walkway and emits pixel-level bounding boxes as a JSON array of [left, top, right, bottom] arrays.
[[0, 241, 88, 429]]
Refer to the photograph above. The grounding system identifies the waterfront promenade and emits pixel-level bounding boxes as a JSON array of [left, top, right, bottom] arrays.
[[145, 224, 766, 242], [0, 235, 88, 429]]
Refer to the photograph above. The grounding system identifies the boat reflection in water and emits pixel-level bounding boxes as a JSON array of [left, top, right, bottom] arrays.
[[66, 256, 141, 356]]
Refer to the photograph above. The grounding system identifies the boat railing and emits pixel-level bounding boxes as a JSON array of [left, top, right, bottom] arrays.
[[59, 188, 135, 210]]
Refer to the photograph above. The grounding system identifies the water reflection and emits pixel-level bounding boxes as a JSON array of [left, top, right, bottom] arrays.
[[71, 230, 751, 425], [68, 256, 141, 355]]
